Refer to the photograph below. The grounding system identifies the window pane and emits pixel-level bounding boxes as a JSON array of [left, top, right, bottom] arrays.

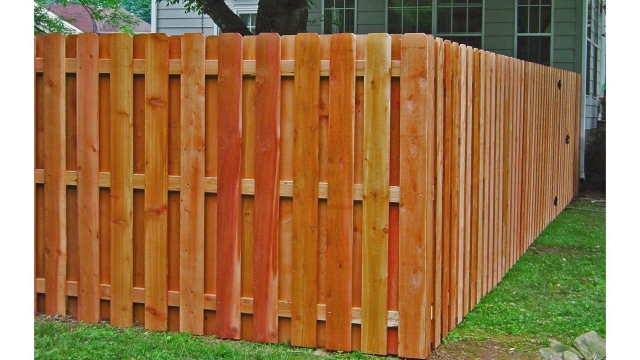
[[439, 0, 452, 4], [518, 0, 528, 5], [418, 8, 433, 33], [452, 7, 467, 32], [541, 0, 551, 4], [345, 0, 355, 7], [404, 8, 418, 33], [336, 0, 344, 8], [324, 9, 334, 34], [529, 6, 540, 33], [389, 0, 402, 7], [517, 6, 528, 33], [517, 36, 550, 66], [343, 9, 355, 33], [388, 8, 403, 33], [437, 7, 451, 33], [592, 47, 598, 96], [541, 5, 552, 33], [585, 44, 591, 95], [404, 0, 418, 6], [418, 0, 433, 5], [454, 0, 467, 4], [468, 6, 482, 32]]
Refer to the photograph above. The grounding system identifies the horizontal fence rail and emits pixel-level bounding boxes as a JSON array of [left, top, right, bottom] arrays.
[[34, 32, 580, 359]]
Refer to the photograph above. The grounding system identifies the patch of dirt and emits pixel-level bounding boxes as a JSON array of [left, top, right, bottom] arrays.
[[428, 338, 542, 360]]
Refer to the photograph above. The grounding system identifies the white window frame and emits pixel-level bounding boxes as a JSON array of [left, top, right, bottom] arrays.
[[514, 0, 554, 66]]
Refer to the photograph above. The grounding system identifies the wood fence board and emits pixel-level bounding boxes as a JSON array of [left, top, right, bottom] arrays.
[[387, 33, 402, 356], [98, 34, 112, 321], [449, 42, 461, 329], [35, 35, 46, 313], [241, 35, 257, 341], [65, 35, 80, 319], [167, 35, 182, 332], [316, 34, 331, 350], [463, 45, 474, 317], [278, 34, 295, 343], [291, 33, 320, 348], [143, 33, 169, 331], [397, 33, 429, 359], [76, 33, 101, 324], [433, 37, 444, 347], [43, 34, 68, 316], [494, 54, 503, 287], [325, 33, 355, 352], [109, 33, 134, 327], [131, 35, 146, 326], [351, 33, 366, 352], [216, 33, 243, 339], [361, 33, 391, 356], [441, 40, 452, 338], [253, 33, 281, 344], [204, 34, 219, 336], [179, 33, 206, 335], [456, 44, 468, 323]]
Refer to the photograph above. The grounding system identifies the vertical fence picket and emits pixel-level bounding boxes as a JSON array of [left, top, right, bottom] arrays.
[[462, 45, 474, 318], [277, 34, 295, 343], [65, 35, 80, 319], [361, 33, 391, 356], [450, 42, 463, 329], [43, 33, 67, 316], [144, 33, 169, 331], [109, 33, 134, 327], [216, 33, 243, 339], [179, 33, 205, 335], [456, 44, 468, 323], [398, 33, 430, 360], [76, 33, 100, 324], [240, 35, 257, 341], [387, 33, 402, 356], [441, 39, 452, 338], [203, 35, 219, 336], [253, 33, 281, 344], [291, 33, 320, 348], [433, 37, 444, 348], [35, 35, 45, 314], [326, 33, 355, 352]]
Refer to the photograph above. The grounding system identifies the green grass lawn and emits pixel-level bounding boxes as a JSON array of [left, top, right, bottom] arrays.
[[34, 198, 605, 359]]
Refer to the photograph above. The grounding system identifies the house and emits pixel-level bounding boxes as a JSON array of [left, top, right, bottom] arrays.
[[151, 0, 605, 179], [44, 4, 151, 33], [34, 2, 83, 34]]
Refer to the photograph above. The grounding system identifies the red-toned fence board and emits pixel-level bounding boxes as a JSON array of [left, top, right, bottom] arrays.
[[34, 32, 582, 359], [325, 33, 355, 352], [216, 33, 243, 339], [253, 33, 281, 344]]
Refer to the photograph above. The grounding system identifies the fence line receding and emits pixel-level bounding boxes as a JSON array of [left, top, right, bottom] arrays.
[[34, 32, 580, 359]]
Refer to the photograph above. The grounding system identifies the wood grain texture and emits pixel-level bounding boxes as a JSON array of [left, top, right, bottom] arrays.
[[277, 35, 295, 344], [325, 33, 355, 352], [144, 33, 169, 331], [397, 33, 429, 360], [441, 40, 452, 338], [216, 33, 243, 339], [179, 33, 206, 335], [109, 33, 134, 327], [76, 33, 100, 323], [253, 33, 281, 344], [361, 33, 390, 356], [43, 33, 68, 316], [433, 37, 444, 348], [291, 33, 320, 348]]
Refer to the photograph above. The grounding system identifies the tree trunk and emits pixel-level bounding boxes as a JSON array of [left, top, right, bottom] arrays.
[[199, 0, 252, 36], [195, 0, 309, 36], [255, 0, 308, 35]]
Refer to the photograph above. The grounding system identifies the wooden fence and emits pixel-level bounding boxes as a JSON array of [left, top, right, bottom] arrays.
[[34, 32, 580, 359]]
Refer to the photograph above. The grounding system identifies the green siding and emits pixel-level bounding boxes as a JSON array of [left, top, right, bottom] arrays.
[[483, 0, 515, 56]]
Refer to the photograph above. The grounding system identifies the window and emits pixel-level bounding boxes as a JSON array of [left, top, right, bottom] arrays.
[[585, 0, 602, 97], [516, 0, 552, 66], [387, 0, 483, 49], [324, 0, 356, 34], [239, 13, 257, 34]]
